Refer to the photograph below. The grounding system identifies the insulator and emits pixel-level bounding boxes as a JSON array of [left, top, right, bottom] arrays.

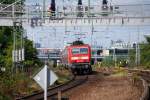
[[109, 18, 111, 23], [84, 18, 86, 23], [122, 18, 124, 25], [100, 18, 102, 23], [96, 19, 97, 23], [127, 18, 130, 22], [88, 19, 90, 23], [113, 18, 115, 23]]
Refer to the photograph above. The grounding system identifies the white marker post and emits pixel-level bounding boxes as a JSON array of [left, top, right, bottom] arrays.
[[44, 65, 47, 100], [33, 65, 58, 100]]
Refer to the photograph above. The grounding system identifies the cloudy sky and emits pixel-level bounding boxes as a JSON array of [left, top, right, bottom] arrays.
[[25, 0, 150, 49]]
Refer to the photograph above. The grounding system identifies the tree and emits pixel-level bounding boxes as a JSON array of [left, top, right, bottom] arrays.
[[0, 26, 42, 98], [140, 36, 150, 68], [24, 39, 42, 68], [145, 36, 150, 44], [130, 36, 150, 69], [0, 26, 42, 71], [0, 0, 25, 4]]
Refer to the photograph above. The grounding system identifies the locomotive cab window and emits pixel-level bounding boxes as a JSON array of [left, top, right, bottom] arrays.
[[80, 48, 88, 54], [72, 48, 80, 54], [72, 48, 88, 54]]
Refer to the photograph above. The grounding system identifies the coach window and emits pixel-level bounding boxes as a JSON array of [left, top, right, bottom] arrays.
[[80, 48, 88, 54], [72, 48, 80, 54]]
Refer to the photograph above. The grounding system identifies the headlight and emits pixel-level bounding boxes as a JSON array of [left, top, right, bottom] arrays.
[[71, 56, 89, 60], [71, 57, 79, 60], [81, 56, 89, 59]]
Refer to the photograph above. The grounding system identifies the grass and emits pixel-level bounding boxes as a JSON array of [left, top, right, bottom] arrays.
[[111, 67, 128, 77], [0, 65, 73, 100], [111, 70, 128, 77]]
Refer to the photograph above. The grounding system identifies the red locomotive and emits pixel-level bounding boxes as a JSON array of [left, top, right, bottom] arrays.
[[61, 44, 92, 74]]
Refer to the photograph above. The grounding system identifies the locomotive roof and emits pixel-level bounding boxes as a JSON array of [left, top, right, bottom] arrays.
[[67, 44, 90, 48]]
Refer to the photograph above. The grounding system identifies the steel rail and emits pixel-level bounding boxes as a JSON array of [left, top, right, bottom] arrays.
[[16, 75, 88, 100]]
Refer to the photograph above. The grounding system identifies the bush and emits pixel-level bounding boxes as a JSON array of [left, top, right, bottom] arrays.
[[0, 72, 32, 99], [0, 92, 11, 100]]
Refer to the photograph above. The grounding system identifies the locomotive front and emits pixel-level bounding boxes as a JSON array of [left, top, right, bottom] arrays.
[[68, 45, 92, 74]]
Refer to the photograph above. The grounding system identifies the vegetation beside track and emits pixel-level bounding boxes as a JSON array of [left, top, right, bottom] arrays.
[[130, 36, 150, 69], [0, 26, 72, 99], [0, 2, 37, 96], [0, 26, 42, 99], [92, 36, 150, 69], [0, 0, 25, 4]]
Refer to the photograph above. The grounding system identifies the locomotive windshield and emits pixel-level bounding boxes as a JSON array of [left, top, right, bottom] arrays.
[[80, 48, 88, 54], [72, 48, 88, 54]]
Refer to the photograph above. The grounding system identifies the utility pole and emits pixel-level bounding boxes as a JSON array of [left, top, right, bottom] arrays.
[[135, 26, 140, 67], [127, 32, 131, 66], [12, 23, 16, 74], [64, 19, 67, 48], [88, 0, 90, 17], [113, 47, 116, 67], [135, 43, 138, 66], [12, 2, 16, 74], [12, 0, 25, 73], [91, 18, 94, 47], [43, 0, 46, 22], [137, 42, 140, 66]]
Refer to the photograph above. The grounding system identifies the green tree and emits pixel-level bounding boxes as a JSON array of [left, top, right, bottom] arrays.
[[145, 36, 150, 44], [0, 26, 42, 99], [24, 39, 42, 68], [0, 26, 42, 71], [130, 36, 150, 69], [0, 27, 13, 69], [0, 0, 25, 4], [140, 36, 150, 68]]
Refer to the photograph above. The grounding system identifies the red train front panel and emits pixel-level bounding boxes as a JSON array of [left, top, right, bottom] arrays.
[[68, 45, 91, 65]]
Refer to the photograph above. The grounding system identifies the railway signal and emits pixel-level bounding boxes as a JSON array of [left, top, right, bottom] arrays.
[[33, 64, 58, 100]]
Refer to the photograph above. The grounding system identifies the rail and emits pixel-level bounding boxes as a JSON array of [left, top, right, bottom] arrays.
[[16, 75, 88, 100], [126, 68, 150, 100]]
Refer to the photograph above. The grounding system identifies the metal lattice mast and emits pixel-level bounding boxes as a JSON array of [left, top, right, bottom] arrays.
[[11, 0, 24, 73], [43, 0, 46, 22], [88, 0, 90, 17], [77, 0, 83, 17]]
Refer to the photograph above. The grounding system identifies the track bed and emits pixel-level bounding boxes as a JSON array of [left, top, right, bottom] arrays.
[[62, 73, 143, 100]]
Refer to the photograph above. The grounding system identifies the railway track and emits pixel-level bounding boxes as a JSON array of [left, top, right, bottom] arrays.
[[138, 71, 150, 84], [16, 75, 88, 100], [126, 68, 150, 84], [17, 70, 150, 100], [126, 68, 150, 100]]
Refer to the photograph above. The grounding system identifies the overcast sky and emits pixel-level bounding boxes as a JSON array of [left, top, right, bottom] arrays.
[[25, 0, 150, 49]]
